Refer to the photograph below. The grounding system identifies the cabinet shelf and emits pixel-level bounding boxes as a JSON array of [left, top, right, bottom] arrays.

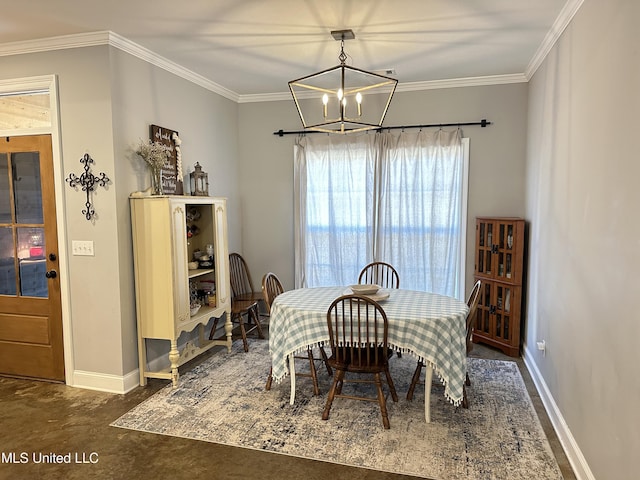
[[130, 195, 232, 387], [188, 268, 214, 279]]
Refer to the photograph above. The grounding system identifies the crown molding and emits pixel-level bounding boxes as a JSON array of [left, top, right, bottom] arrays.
[[237, 73, 528, 104], [525, 0, 585, 80], [396, 74, 528, 92], [106, 32, 239, 102], [0, 31, 110, 56], [0, 30, 239, 102]]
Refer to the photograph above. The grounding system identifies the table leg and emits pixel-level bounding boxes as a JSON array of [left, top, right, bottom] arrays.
[[424, 366, 433, 423], [289, 355, 296, 405]]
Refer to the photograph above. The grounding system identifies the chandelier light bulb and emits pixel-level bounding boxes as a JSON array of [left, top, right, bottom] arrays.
[[337, 88, 343, 101], [322, 93, 329, 117], [356, 92, 363, 116]]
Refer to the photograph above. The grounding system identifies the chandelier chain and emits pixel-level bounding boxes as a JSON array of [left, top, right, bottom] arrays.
[[338, 39, 347, 65]]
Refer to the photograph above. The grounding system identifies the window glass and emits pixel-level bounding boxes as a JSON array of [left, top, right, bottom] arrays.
[[0, 92, 51, 130]]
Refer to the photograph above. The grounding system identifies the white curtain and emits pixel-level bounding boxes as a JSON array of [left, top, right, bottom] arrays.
[[376, 129, 464, 297], [294, 133, 378, 288], [295, 129, 465, 298]]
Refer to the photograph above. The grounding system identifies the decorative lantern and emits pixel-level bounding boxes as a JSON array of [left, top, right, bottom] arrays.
[[190, 162, 209, 196]]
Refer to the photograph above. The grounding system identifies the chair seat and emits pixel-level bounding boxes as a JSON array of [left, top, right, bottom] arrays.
[[234, 291, 264, 304]]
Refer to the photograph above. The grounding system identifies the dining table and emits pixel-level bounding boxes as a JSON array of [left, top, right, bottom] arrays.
[[268, 285, 469, 423]]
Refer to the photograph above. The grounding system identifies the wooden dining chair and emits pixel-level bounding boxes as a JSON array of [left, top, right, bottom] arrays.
[[263, 272, 331, 395], [322, 294, 398, 429], [229, 252, 265, 310], [406, 280, 482, 408], [208, 253, 265, 352], [358, 261, 400, 289], [359, 261, 403, 358]]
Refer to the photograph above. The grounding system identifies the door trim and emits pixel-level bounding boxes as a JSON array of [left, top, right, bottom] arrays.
[[0, 75, 74, 385]]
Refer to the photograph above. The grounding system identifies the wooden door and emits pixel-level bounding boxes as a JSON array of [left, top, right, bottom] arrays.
[[0, 134, 64, 381]]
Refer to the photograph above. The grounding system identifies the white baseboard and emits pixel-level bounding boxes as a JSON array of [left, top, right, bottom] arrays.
[[522, 344, 596, 480], [71, 368, 140, 395], [70, 323, 226, 394]]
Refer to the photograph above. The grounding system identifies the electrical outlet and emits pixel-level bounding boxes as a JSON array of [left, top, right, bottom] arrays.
[[72, 240, 94, 256], [536, 340, 546, 356]]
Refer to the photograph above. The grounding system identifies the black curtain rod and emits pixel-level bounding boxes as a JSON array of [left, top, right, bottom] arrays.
[[274, 119, 491, 137]]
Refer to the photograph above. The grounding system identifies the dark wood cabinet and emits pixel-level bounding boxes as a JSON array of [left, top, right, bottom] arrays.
[[472, 217, 526, 357]]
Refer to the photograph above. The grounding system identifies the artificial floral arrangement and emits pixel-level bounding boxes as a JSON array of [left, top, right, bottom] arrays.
[[135, 139, 172, 195]]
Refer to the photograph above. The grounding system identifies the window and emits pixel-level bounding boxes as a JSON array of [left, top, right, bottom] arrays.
[[295, 130, 468, 299]]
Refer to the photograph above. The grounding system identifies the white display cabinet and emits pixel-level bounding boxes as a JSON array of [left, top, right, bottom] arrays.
[[130, 195, 231, 387]]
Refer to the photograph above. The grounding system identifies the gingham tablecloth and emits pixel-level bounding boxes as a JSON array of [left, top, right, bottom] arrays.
[[268, 286, 469, 405]]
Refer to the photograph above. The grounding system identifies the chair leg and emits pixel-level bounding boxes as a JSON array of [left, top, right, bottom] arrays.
[[374, 372, 391, 429], [322, 369, 344, 421], [237, 313, 249, 352], [319, 346, 333, 376], [252, 304, 265, 339], [306, 348, 320, 395], [335, 374, 344, 395], [245, 304, 264, 339], [265, 366, 273, 391], [384, 365, 398, 402], [465, 371, 471, 386], [208, 317, 220, 340], [462, 384, 469, 409], [406, 361, 423, 401]]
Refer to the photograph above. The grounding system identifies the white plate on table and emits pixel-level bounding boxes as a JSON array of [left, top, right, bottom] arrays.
[[344, 286, 391, 302]]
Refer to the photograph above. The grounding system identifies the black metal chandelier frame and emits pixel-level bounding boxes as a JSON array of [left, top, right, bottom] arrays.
[[288, 30, 398, 134]]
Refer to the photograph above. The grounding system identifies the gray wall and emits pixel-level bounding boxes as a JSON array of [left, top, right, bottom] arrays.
[[0, 45, 242, 381], [525, 1, 639, 479], [237, 83, 529, 294], [108, 47, 241, 371]]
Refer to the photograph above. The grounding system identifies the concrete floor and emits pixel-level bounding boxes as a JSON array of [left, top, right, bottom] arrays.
[[0, 341, 576, 480]]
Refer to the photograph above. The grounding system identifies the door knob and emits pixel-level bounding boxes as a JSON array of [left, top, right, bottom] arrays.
[[45, 270, 57, 279]]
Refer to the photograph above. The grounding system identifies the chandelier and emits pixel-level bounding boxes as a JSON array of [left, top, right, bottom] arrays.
[[288, 29, 398, 134]]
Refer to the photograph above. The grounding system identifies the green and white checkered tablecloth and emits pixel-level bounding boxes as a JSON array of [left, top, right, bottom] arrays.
[[268, 286, 469, 405]]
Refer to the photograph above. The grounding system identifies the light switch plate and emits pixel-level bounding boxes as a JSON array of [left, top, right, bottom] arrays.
[[72, 240, 94, 256]]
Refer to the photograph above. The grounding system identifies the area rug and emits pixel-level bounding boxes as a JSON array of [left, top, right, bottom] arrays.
[[111, 340, 562, 480]]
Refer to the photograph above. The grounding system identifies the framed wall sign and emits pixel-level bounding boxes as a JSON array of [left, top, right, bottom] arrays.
[[150, 124, 183, 195]]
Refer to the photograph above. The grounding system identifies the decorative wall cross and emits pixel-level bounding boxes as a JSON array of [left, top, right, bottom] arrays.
[[66, 153, 110, 221]]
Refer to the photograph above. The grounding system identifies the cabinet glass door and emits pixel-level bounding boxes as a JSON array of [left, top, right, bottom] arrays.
[[475, 220, 493, 277], [494, 284, 513, 342], [494, 220, 518, 283]]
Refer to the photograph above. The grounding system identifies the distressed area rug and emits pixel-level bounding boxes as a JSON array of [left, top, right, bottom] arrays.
[[111, 340, 562, 480]]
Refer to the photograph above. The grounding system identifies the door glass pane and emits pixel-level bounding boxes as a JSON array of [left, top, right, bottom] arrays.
[[0, 153, 11, 223], [17, 227, 47, 298], [13, 152, 43, 224], [0, 227, 17, 296]]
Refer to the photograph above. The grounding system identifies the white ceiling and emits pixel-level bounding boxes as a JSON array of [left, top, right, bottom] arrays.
[[0, 0, 577, 99]]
